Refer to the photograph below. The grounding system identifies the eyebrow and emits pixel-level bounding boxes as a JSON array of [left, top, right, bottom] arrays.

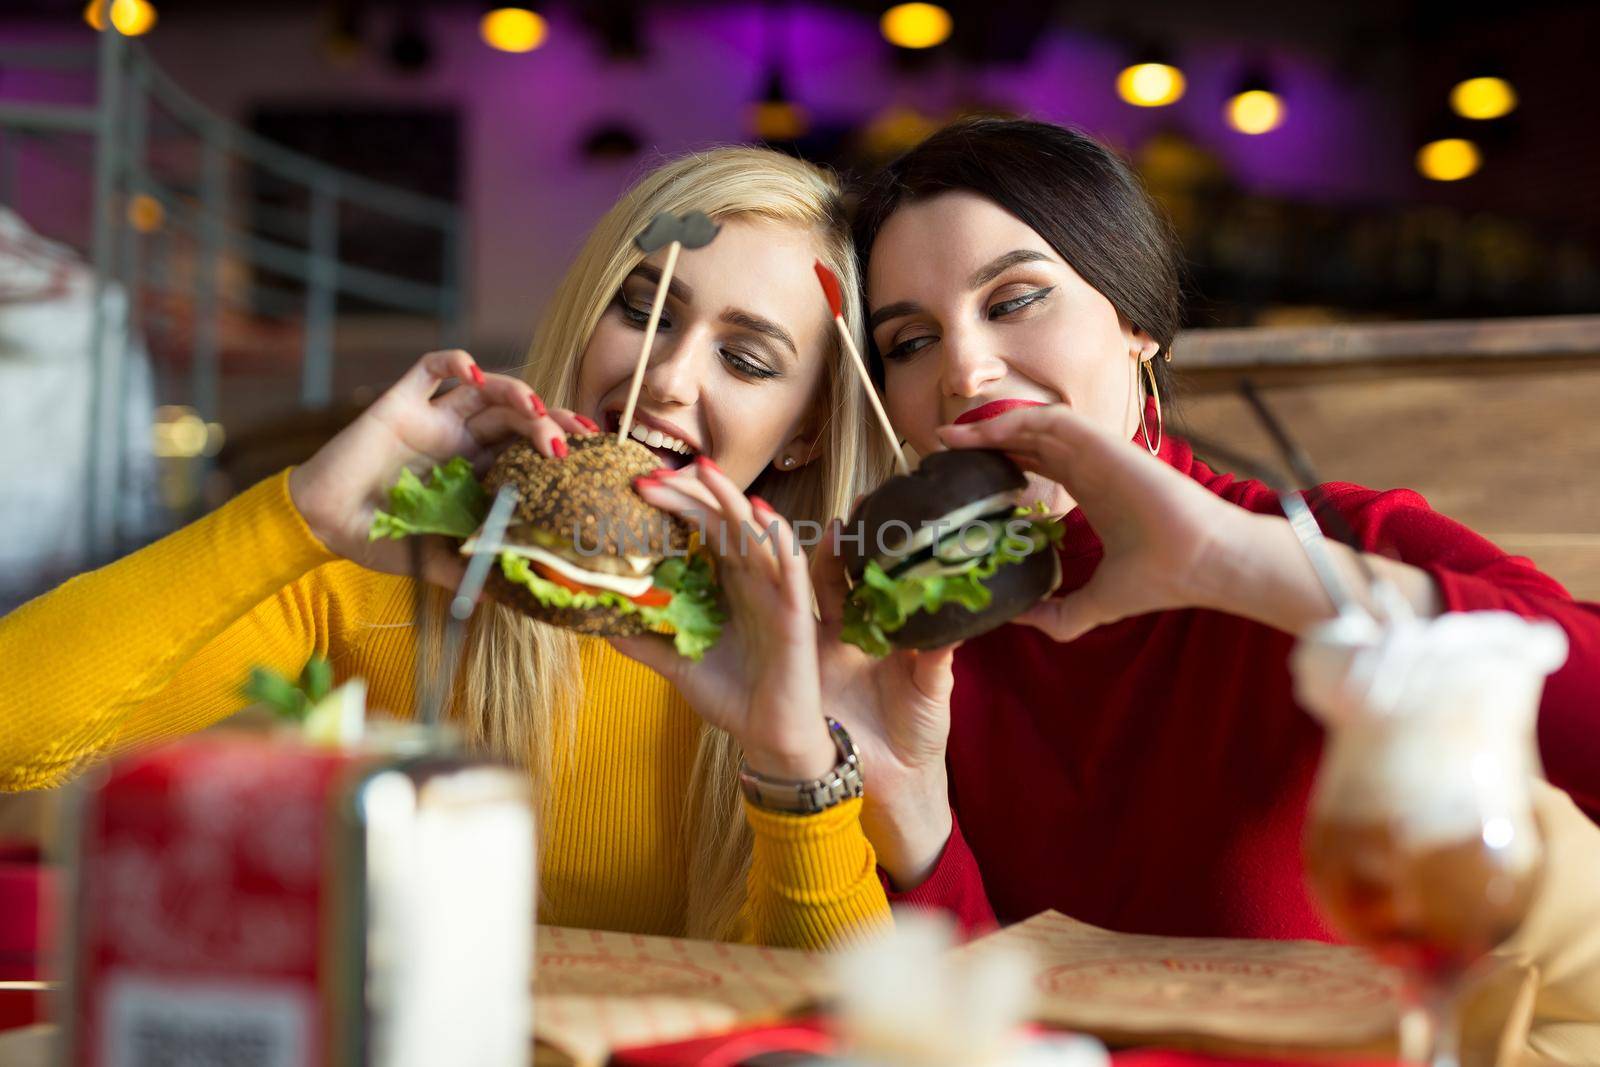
[[721, 308, 798, 358], [869, 300, 921, 333], [628, 264, 693, 305], [968, 248, 1053, 289], [868, 248, 1055, 333]]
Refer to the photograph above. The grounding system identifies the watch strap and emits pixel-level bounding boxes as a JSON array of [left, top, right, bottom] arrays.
[[738, 718, 864, 815]]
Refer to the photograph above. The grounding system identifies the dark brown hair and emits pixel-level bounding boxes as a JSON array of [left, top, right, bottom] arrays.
[[853, 117, 1184, 399]]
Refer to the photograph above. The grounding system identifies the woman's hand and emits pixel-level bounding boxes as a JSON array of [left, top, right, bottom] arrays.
[[287, 349, 594, 588], [612, 459, 837, 781], [811, 525, 958, 889], [936, 403, 1435, 638], [936, 403, 1242, 641]]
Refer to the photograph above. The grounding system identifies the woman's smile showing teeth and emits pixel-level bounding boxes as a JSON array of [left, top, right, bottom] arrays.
[[604, 410, 700, 469]]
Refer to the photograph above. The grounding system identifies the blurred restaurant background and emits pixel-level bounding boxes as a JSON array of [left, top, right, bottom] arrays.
[[1, 0, 1597, 615]]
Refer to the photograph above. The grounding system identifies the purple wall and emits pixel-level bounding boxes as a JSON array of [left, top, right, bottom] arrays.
[[0, 4, 1413, 354]]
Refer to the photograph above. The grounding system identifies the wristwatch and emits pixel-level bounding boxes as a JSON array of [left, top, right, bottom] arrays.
[[738, 718, 864, 815]]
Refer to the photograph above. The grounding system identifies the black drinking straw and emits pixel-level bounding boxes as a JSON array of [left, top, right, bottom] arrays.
[[1179, 427, 1367, 622], [1236, 379, 1387, 591], [1235, 379, 1412, 620]]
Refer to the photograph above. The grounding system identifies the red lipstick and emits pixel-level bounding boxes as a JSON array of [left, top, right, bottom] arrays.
[[953, 399, 1046, 425]]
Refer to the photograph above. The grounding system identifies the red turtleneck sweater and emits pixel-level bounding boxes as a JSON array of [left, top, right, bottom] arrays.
[[885, 434, 1600, 940]]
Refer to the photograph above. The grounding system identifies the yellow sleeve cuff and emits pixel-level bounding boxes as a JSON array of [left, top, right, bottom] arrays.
[[741, 795, 890, 948]]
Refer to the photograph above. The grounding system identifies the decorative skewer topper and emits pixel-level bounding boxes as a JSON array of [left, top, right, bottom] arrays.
[[820, 262, 1064, 656], [617, 210, 722, 444], [814, 259, 910, 475]]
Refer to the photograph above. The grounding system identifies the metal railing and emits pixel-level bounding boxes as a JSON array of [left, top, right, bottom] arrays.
[[0, 23, 468, 562]]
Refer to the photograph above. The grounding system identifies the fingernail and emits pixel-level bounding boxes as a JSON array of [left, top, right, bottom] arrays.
[[550, 436, 568, 459], [633, 474, 658, 490], [695, 455, 722, 476], [750, 495, 774, 515], [574, 414, 599, 432], [528, 391, 547, 418], [468, 364, 486, 387]]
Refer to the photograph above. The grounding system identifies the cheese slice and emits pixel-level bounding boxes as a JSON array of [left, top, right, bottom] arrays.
[[875, 489, 1020, 566], [896, 555, 983, 582], [461, 538, 656, 598]]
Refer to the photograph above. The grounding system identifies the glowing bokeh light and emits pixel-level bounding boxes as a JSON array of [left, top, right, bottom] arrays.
[[1416, 138, 1482, 181], [85, 0, 158, 36], [1116, 63, 1185, 107], [880, 3, 953, 50], [1225, 89, 1285, 134], [1450, 76, 1517, 120], [480, 7, 548, 53]]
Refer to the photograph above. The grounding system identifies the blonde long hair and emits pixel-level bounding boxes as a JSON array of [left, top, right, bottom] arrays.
[[444, 147, 889, 939]]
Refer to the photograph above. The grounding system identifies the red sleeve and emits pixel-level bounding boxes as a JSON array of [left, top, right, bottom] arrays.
[[878, 811, 998, 939], [1327, 485, 1600, 823]]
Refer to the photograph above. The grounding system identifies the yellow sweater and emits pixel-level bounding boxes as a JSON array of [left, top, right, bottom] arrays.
[[0, 470, 889, 949]]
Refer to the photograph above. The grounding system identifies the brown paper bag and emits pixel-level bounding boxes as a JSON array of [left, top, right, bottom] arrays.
[[531, 926, 831, 1067], [960, 784, 1600, 1067], [526, 781, 1600, 1067], [960, 910, 1404, 1058]]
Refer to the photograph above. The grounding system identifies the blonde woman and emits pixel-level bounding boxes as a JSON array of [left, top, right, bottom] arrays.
[[0, 147, 895, 947]]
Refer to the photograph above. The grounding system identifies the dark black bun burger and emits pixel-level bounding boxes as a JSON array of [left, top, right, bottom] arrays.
[[839, 449, 1063, 655], [371, 434, 723, 658]]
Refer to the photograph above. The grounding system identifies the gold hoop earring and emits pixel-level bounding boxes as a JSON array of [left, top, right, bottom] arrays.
[[1138, 359, 1163, 457]]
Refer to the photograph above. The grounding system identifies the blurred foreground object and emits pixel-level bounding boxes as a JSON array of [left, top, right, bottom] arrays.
[[832, 911, 1107, 1067], [1296, 612, 1567, 1067], [64, 722, 534, 1066], [0, 206, 158, 612]]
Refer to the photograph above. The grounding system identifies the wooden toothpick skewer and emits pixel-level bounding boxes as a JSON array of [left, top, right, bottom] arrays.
[[618, 239, 681, 445], [814, 260, 909, 475]]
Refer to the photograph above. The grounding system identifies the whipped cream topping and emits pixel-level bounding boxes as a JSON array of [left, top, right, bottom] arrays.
[[1292, 611, 1568, 853]]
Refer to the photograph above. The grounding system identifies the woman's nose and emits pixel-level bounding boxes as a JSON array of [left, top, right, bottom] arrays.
[[940, 326, 1008, 398], [640, 327, 704, 408]]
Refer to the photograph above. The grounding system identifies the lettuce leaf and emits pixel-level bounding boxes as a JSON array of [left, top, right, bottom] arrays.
[[243, 653, 333, 722], [369, 457, 489, 542], [841, 505, 1065, 657], [367, 456, 723, 658], [499, 552, 725, 661]]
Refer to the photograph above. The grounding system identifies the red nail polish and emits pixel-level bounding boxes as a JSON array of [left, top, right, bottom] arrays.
[[574, 414, 599, 432], [695, 455, 722, 476], [468, 364, 485, 387], [750, 495, 774, 514], [550, 436, 568, 459], [528, 391, 547, 418], [633, 475, 658, 490]]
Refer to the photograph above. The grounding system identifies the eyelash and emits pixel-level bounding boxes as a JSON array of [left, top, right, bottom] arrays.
[[882, 286, 1055, 362], [616, 293, 656, 329], [615, 294, 779, 381], [989, 286, 1054, 318]]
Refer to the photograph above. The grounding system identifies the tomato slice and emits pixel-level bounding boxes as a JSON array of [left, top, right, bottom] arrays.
[[529, 560, 593, 596], [629, 585, 672, 609], [530, 560, 671, 608]]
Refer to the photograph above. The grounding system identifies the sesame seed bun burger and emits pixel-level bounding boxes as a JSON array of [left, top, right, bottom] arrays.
[[839, 448, 1063, 656], [370, 435, 723, 658]]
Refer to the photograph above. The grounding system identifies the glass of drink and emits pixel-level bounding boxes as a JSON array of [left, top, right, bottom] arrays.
[[1293, 612, 1567, 1067]]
